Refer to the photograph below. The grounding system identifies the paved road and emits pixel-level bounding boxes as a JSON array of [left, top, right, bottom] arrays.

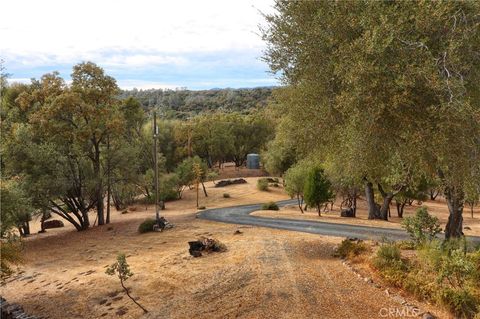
[[198, 200, 480, 242]]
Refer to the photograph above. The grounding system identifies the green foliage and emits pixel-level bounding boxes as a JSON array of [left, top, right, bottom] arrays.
[[257, 178, 269, 191], [262, 0, 480, 236], [373, 243, 409, 287], [402, 207, 442, 245], [106, 253, 133, 281], [138, 219, 156, 233], [261, 202, 279, 210], [303, 167, 333, 214], [0, 235, 24, 279], [371, 240, 480, 318], [175, 156, 208, 196], [334, 239, 368, 259], [284, 160, 309, 199], [0, 179, 33, 237], [159, 173, 181, 201], [119, 87, 273, 118]]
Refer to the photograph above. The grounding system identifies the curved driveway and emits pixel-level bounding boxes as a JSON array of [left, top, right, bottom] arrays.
[[198, 200, 480, 242]]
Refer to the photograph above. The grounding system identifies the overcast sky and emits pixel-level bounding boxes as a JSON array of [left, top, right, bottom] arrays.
[[1, 0, 277, 90]]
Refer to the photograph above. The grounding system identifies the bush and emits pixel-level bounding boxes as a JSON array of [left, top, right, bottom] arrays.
[[334, 239, 368, 259], [397, 240, 416, 250], [138, 219, 156, 233], [223, 193, 230, 198], [257, 178, 269, 191], [273, 183, 279, 187], [372, 243, 409, 286], [373, 240, 480, 318], [261, 202, 279, 210], [402, 207, 441, 245], [0, 235, 24, 279]]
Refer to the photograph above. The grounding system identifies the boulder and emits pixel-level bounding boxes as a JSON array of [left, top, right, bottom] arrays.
[[43, 220, 64, 229], [214, 179, 247, 188]]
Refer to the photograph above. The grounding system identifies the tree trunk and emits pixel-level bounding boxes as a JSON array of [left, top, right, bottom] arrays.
[[201, 182, 208, 197], [106, 184, 111, 224], [106, 135, 111, 224], [365, 180, 380, 219], [297, 194, 304, 213], [23, 221, 30, 236], [445, 188, 464, 239], [429, 189, 439, 200], [395, 200, 406, 218], [120, 278, 148, 313], [92, 140, 104, 226], [352, 189, 357, 217], [379, 194, 394, 221]]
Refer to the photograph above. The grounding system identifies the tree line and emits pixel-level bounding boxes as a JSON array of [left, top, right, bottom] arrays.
[[0, 62, 273, 235], [118, 86, 273, 119], [261, 0, 480, 239]]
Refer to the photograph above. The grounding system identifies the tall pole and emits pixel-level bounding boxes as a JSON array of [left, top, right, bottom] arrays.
[[153, 112, 160, 223]]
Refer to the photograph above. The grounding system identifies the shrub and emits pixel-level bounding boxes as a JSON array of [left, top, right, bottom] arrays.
[[372, 243, 408, 286], [397, 240, 416, 250], [334, 239, 368, 259], [273, 183, 279, 187], [223, 193, 230, 198], [402, 207, 441, 245], [257, 178, 269, 191], [138, 219, 156, 233], [439, 287, 479, 318], [261, 202, 279, 210], [0, 235, 24, 279]]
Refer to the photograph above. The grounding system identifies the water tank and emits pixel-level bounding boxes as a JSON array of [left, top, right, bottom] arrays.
[[246, 154, 260, 169]]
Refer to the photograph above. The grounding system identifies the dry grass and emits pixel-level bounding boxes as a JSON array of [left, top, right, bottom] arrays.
[[0, 177, 464, 318]]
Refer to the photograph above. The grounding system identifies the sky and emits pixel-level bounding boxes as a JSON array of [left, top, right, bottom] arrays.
[[0, 0, 278, 90]]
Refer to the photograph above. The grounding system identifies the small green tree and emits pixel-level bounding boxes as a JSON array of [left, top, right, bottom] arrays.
[[303, 167, 334, 216], [106, 254, 148, 313], [284, 161, 309, 213], [402, 207, 442, 245]]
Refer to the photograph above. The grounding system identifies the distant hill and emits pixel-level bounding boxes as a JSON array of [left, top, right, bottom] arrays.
[[119, 87, 274, 119]]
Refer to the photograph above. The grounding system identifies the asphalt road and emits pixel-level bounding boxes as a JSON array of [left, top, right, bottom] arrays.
[[198, 199, 480, 243]]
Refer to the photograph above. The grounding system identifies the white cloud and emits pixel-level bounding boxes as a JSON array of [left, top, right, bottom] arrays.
[[0, 0, 275, 68]]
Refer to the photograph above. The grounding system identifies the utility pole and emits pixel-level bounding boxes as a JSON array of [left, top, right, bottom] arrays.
[[153, 112, 160, 223]]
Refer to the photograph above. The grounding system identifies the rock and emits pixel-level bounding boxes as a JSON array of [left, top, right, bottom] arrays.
[[464, 226, 471, 230], [43, 220, 64, 229], [341, 208, 355, 217], [215, 178, 247, 187], [234, 230, 243, 235], [422, 312, 436, 319], [363, 277, 373, 284]]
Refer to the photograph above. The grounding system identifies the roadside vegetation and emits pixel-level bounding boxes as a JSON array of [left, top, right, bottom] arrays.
[[337, 208, 480, 318]]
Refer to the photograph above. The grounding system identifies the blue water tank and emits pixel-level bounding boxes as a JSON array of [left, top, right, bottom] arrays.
[[246, 154, 260, 169]]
